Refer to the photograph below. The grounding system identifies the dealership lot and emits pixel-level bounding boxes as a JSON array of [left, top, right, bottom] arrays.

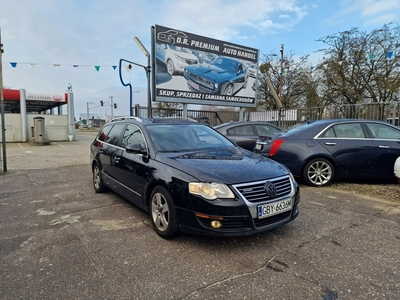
[[1, 132, 399, 299]]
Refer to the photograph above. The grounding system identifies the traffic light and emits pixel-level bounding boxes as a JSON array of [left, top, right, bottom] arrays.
[[114, 103, 117, 109], [100, 100, 103, 106]]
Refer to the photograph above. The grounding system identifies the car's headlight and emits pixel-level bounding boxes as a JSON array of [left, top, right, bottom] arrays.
[[189, 182, 234, 200], [174, 54, 185, 62]]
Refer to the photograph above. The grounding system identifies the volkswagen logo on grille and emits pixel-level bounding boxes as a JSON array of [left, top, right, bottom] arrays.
[[264, 181, 277, 197]]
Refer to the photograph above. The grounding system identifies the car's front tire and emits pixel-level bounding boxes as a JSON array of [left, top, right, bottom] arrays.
[[150, 186, 179, 239], [303, 158, 335, 187], [93, 163, 107, 193], [166, 59, 175, 75], [223, 83, 234, 95]]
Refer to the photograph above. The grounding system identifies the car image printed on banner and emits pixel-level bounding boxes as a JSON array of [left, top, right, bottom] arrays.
[[183, 56, 250, 96], [153, 24, 259, 107]]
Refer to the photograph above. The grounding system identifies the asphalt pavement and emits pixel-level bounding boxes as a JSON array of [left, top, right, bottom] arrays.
[[0, 130, 399, 299]]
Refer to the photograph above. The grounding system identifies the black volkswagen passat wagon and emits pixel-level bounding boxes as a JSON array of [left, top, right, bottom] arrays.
[[90, 117, 300, 239]]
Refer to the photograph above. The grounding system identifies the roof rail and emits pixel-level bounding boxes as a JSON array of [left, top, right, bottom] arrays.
[[110, 116, 142, 122], [161, 117, 198, 122]]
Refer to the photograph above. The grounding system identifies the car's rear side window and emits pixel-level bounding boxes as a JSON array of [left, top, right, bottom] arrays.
[[104, 124, 126, 146], [321, 123, 365, 138], [97, 126, 112, 142], [227, 125, 253, 136], [366, 123, 400, 140]]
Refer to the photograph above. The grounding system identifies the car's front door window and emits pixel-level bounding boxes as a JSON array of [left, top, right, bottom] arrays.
[[122, 124, 147, 152]]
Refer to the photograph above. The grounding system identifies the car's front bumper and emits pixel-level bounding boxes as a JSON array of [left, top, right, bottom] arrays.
[[176, 184, 300, 237]]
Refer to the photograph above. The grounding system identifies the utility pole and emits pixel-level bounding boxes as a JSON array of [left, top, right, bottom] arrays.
[[110, 96, 114, 119], [86, 102, 94, 127], [0, 28, 7, 173]]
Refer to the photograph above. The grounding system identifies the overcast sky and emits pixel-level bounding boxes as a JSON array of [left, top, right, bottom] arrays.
[[1, 0, 399, 119]]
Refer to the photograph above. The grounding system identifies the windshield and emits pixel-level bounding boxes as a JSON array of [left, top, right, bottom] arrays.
[[147, 124, 234, 152], [169, 44, 191, 53]]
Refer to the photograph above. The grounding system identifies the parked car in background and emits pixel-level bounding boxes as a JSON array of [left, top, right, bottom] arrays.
[[214, 121, 282, 151], [183, 56, 249, 95], [191, 50, 218, 65], [254, 119, 400, 187], [90, 118, 300, 238], [244, 62, 258, 78], [395, 156, 400, 183], [155, 43, 198, 75]]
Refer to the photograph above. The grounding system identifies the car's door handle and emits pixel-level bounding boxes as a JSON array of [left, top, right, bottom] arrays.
[[324, 142, 336, 146], [378, 145, 390, 149], [113, 156, 121, 162]]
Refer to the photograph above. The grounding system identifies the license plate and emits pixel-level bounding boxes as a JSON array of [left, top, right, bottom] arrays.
[[255, 144, 262, 150], [188, 80, 200, 90], [258, 199, 292, 219]]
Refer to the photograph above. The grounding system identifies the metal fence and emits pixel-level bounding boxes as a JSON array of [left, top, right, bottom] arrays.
[[135, 107, 240, 127], [134, 101, 400, 129], [249, 101, 400, 129]]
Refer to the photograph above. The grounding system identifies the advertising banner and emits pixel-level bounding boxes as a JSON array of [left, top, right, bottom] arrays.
[[152, 25, 259, 107]]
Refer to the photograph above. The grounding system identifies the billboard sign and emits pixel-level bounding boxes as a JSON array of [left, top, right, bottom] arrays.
[[152, 25, 259, 107]]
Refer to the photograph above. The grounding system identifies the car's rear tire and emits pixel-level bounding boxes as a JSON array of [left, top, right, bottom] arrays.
[[150, 186, 179, 239], [166, 59, 175, 75], [303, 158, 335, 187], [93, 163, 107, 193]]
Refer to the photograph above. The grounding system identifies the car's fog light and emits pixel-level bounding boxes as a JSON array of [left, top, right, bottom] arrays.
[[211, 220, 222, 229]]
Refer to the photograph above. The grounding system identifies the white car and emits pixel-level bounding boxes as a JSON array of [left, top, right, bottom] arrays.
[[394, 156, 400, 183], [155, 43, 198, 75]]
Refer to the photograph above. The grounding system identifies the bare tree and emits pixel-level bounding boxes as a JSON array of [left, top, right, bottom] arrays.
[[256, 51, 315, 110], [316, 22, 400, 106]]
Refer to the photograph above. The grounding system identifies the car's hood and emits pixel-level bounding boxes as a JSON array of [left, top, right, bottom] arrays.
[[186, 65, 231, 82], [170, 50, 197, 60], [157, 147, 289, 184]]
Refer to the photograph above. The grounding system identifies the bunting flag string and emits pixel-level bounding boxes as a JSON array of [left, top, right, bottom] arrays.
[[336, 50, 396, 65], [4, 61, 119, 71]]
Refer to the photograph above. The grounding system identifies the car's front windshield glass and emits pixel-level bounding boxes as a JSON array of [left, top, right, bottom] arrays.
[[147, 124, 234, 152]]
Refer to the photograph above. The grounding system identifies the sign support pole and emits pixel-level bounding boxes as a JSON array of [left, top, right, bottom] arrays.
[[0, 28, 7, 172]]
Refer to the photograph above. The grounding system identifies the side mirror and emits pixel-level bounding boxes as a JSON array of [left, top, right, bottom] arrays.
[[126, 143, 147, 155]]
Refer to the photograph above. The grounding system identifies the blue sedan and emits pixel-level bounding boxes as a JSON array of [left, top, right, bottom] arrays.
[[254, 119, 400, 186]]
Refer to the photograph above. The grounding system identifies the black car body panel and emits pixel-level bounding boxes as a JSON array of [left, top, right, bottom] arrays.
[[90, 118, 300, 237], [214, 121, 282, 151]]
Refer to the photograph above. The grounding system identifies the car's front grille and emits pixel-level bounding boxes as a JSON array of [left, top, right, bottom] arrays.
[[233, 176, 292, 203], [185, 72, 214, 89]]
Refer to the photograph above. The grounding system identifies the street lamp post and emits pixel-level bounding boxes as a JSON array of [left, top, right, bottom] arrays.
[[278, 44, 284, 128], [134, 37, 151, 118]]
